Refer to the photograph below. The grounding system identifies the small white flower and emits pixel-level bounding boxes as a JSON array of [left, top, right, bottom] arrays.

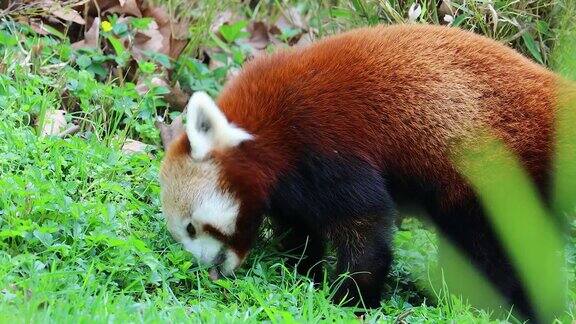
[[444, 14, 454, 24], [408, 3, 422, 23]]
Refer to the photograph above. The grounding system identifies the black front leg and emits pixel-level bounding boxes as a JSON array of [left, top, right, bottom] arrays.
[[267, 152, 396, 308], [329, 216, 394, 309], [273, 218, 326, 282]]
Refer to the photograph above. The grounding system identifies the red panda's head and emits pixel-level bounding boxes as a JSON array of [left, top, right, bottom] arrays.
[[159, 91, 253, 277]]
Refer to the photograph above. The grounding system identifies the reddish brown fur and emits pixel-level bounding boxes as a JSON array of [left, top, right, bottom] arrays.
[[167, 24, 561, 258]]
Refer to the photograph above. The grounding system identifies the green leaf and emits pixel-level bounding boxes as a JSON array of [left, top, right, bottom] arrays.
[[112, 22, 129, 36], [535, 20, 550, 36], [107, 36, 125, 57], [143, 51, 172, 68], [218, 20, 249, 43], [129, 17, 153, 30], [452, 14, 468, 27], [521, 32, 544, 64], [107, 36, 130, 66], [0, 30, 18, 46], [138, 61, 156, 74], [41, 24, 66, 40], [87, 63, 108, 79], [76, 55, 92, 69], [330, 8, 354, 19], [454, 132, 566, 322]]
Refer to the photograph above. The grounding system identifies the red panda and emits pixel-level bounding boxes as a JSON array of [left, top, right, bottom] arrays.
[[159, 24, 569, 317]]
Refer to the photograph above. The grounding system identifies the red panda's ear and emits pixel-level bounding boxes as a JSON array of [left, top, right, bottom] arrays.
[[185, 91, 253, 161]]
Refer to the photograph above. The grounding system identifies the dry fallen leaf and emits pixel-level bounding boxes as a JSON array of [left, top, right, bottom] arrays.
[[210, 10, 235, 34], [169, 38, 188, 59], [246, 21, 270, 50], [276, 7, 306, 31], [41, 110, 67, 136], [171, 20, 190, 40], [50, 4, 85, 25], [122, 138, 150, 154], [163, 81, 190, 111], [294, 32, 314, 47], [132, 20, 164, 60], [28, 19, 50, 35], [82, 0, 119, 15], [438, 0, 454, 17], [135, 76, 169, 95], [73, 17, 100, 49], [84, 17, 100, 47], [143, 3, 171, 26], [107, 0, 142, 17], [168, 18, 190, 58], [141, 4, 176, 57]]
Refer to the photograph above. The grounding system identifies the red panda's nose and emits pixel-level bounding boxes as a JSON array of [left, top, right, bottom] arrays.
[[208, 247, 227, 280]]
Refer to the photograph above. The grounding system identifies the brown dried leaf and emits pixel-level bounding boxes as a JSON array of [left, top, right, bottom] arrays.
[[246, 21, 270, 50], [51, 5, 85, 25], [132, 20, 164, 60], [142, 4, 170, 26], [84, 16, 100, 47], [41, 110, 67, 136], [164, 81, 190, 111], [29, 19, 50, 35], [294, 32, 314, 47], [169, 38, 188, 59], [122, 138, 150, 154], [82, 0, 119, 15], [142, 5, 173, 56], [73, 17, 100, 49], [140, 3, 190, 58], [276, 7, 306, 31], [135, 76, 169, 95], [210, 10, 235, 34], [438, 0, 454, 17], [107, 0, 142, 17], [156, 113, 186, 151], [171, 21, 189, 40], [157, 25, 172, 56]]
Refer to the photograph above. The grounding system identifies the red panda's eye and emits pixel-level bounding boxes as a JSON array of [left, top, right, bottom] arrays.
[[186, 223, 196, 237]]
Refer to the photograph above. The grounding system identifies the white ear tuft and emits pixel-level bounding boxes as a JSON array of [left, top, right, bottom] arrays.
[[185, 91, 252, 160], [224, 125, 254, 147]]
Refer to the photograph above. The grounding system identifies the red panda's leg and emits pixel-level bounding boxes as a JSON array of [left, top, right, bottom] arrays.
[[268, 153, 396, 306], [330, 215, 394, 309], [272, 217, 326, 282]]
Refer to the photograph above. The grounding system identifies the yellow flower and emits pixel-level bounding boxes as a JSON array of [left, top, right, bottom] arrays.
[[101, 21, 113, 33]]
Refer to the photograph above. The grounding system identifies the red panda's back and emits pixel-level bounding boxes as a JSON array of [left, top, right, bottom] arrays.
[[217, 24, 558, 205]]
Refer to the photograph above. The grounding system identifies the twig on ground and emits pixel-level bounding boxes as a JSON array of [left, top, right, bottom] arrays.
[[58, 125, 80, 138]]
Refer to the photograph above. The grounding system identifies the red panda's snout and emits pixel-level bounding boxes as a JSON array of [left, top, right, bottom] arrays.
[[159, 157, 248, 277]]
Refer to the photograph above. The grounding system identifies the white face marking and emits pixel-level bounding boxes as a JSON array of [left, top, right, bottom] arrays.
[[160, 158, 243, 274], [221, 249, 241, 274], [183, 234, 223, 264], [193, 180, 239, 235], [185, 91, 252, 161]]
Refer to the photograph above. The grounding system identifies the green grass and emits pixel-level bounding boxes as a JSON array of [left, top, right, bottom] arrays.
[[0, 0, 575, 322]]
